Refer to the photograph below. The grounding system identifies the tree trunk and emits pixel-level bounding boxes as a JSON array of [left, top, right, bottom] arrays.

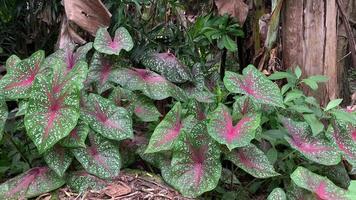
[[282, 0, 338, 106]]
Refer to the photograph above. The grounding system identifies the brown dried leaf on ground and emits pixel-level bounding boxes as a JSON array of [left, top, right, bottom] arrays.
[[214, 0, 249, 25], [63, 0, 111, 36]]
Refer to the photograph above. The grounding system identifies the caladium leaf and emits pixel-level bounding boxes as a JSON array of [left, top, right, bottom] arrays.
[[137, 145, 171, 169], [0, 50, 44, 99], [286, 182, 317, 200], [81, 93, 133, 141], [291, 166, 349, 200], [132, 93, 161, 122], [44, 145, 73, 177], [0, 95, 7, 141], [145, 102, 196, 153], [328, 120, 356, 166], [233, 96, 260, 115], [161, 123, 221, 198], [94, 27, 133, 55], [0, 167, 65, 199], [111, 67, 187, 101], [88, 52, 118, 94], [141, 52, 192, 83], [67, 171, 109, 193], [59, 120, 89, 148], [223, 65, 284, 108], [225, 143, 280, 178], [71, 132, 121, 179], [207, 103, 261, 150], [281, 117, 341, 165], [267, 188, 286, 200], [5, 54, 21, 71], [24, 59, 81, 154]]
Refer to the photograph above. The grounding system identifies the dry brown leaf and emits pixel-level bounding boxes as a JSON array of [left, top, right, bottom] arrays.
[[56, 15, 86, 49], [102, 182, 131, 198], [215, 0, 249, 25], [64, 0, 111, 36]]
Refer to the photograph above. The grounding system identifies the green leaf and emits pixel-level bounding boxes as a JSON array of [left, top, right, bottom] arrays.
[[0, 95, 7, 141], [161, 123, 221, 198], [94, 27, 133, 55], [222, 35, 237, 52], [303, 114, 324, 136], [308, 75, 329, 83], [290, 166, 348, 200], [289, 104, 313, 114], [294, 67, 302, 79], [224, 65, 284, 108], [284, 90, 303, 103], [44, 145, 73, 177], [301, 78, 318, 90], [81, 93, 133, 141], [67, 171, 109, 193], [325, 99, 343, 111], [267, 188, 286, 200], [331, 110, 356, 124], [225, 143, 280, 178], [5, 54, 21, 71], [59, 120, 89, 148], [71, 132, 122, 179], [268, 72, 295, 80], [346, 181, 356, 200]]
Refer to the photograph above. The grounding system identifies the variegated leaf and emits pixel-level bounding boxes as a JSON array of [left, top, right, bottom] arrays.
[[44, 145, 73, 177], [207, 103, 261, 150], [67, 171, 109, 193], [5, 54, 21, 71], [291, 166, 349, 200], [71, 132, 121, 179], [233, 95, 260, 116], [141, 52, 192, 83], [0, 95, 7, 141], [131, 93, 161, 122], [161, 123, 221, 198], [0, 50, 45, 99], [225, 143, 280, 178], [81, 93, 133, 141], [0, 167, 64, 199], [94, 27, 133, 55], [223, 65, 284, 107], [59, 120, 89, 148], [267, 188, 286, 200]]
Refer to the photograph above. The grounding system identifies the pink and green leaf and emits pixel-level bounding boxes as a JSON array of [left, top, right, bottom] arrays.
[[223, 65, 284, 108], [0, 50, 45, 99], [94, 27, 133, 55], [24, 60, 81, 154], [225, 143, 280, 178], [290, 166, 349, 200], [71, 132, 122, 179], [207, 103, 261, 150], [44, 145, 73, 177], [0, 167, 65, 199], [233, 96, 260, 116], [131, 93, 161, 122], [141, 52, 192, 83], [267, 188, 286, 200], [281, 117, 342, 165], [0, 95, 8, 141], [59, 120, 89, 148], [81, 93, 133, 141], [161, 123, 221, 198], [67, 171, 110, 193], [5, 54, 21, 71]]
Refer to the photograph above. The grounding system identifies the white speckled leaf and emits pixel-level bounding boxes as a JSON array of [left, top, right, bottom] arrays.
[[0, 167, 65, 199], [0, 50, 45, 99], [5, 54, 21, 71], [328, 120, 356, 166], [207, 103, 261, 150], [111, 67, 187, 101], [145, 102, 196, 153], [59, 120, 89, 148], [291, 166, 349, 200], [67, 171, 110, 193], [0, 95, 7, 141], [81, 93, 133, 141], [225, 143, 280, 178], [267, 188, 286, 200], [71, 132, 122, 179], [24, 60, 80, 154], [94, 27, 133, 55], [44, 145, 73, 177], [141, 52, 192, 83], [108, 87, 133, 112], [281, 117, 341, 165], [233, 96, 260, 116], [131, 93, 161, 122], [223, 65, 284, 107], [161, 123, 221, 198]]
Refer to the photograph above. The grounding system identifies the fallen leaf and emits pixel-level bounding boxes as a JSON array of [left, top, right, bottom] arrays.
[[102, 182, 131, 197], [215, 0, 249, 25]]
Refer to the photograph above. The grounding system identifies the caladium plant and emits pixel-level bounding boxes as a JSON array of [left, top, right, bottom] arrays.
[[94, 27, 133, 55]]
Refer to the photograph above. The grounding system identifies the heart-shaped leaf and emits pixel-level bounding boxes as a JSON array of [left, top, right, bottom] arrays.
[[0, 167, 65, 199], [81, 93, 133, 141], [111, 67, 187, 101], [67, 171, 110, 193], [233, 96, 260, 117], [223, 65, 284, 107], [59, 120, 89, 148], [24, 59, 82, 154], [141, 52, 192, 83], [145, 102, 196, 153], [131, 93, 161, 122], [0, 95, 7, 141], [281, 117, 341, 165], [328, 120, 356, 166], [94, 27, 133, 55], [5, 54, 21, 71], [44, 145, 73, 177], [286, 182, 316, 200], [71, 132, 121, 179], [225, 143, 280, 178], [207, 103, 261, 150], [267, 188, 286, 200], [161, 123, 221, 198], [0, 50, 45, 99], [291, 166, 348, 200]]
